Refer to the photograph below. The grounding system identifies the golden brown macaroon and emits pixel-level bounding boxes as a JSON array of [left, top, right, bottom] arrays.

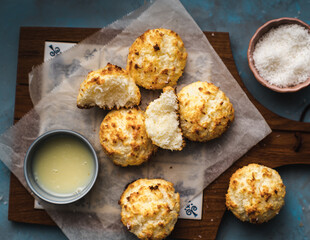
[[226, 163, 286, 224], [145, 86, 185, 151], [119, 178, 180, 240], [99, 108, 157, 167], [77, 63, 141, 109], [127, 28, 187, 90], [177, 81, 234, 142]]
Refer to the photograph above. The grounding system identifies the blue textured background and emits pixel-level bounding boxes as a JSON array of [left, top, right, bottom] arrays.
[[0, 0, 309, 239]]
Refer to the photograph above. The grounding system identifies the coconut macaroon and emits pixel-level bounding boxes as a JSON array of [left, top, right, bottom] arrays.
[[226, 163, 286, 224], [77, 63, 141, 109], [177, 81, 234, 142], [120, 179, 180, 240], [99, 108, 157, 167], [145, 86, 184, 151], [127, 28, 187, 90]]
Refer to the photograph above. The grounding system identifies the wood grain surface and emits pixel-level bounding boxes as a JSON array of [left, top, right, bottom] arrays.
[[9, 27, 310, 240]]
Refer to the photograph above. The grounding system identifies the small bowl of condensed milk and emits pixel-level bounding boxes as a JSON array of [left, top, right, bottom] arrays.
[[24, 130, 98, 204]]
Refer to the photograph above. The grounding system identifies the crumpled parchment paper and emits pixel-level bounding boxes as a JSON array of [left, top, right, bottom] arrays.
[[0, 0, 271, 239]]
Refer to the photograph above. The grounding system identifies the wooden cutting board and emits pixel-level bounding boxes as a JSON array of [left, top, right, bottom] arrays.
[[9, 27, 310, 240]]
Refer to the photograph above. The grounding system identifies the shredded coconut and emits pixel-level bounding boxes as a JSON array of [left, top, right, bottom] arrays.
[[253, 24, 310, 87]]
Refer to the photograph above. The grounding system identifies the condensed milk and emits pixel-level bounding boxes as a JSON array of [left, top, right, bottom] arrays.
[[32, 134, 95, 196]]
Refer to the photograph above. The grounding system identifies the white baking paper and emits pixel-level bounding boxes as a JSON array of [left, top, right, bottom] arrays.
[[0, 0, 271, 239]]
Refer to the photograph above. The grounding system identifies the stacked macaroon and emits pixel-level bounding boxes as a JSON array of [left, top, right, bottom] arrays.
[[76, 28, 234, 239]]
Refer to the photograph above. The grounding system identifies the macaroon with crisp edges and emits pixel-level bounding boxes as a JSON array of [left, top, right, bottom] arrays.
[[226, 163, 286, 224], [99, 108, 157, 167], [127, 28, 187, 90], [177, 81, 234, 142], [120, 178, 180, 240]]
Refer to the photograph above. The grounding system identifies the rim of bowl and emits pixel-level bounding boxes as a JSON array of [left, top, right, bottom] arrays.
[[24, 129, 99, 204], [248, 17, 310, 93]]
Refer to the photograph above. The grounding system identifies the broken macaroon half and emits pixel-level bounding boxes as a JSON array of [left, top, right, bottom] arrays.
[[145, 86, 185, 151], [77, 63, 141, 109]]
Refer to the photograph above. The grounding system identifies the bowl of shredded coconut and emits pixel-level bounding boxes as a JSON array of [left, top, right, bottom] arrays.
[[248, 18, 310, 92]]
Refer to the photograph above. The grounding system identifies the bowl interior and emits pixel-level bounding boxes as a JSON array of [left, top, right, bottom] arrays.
[[24, 130, 98, 204], [248, 18, 310, 92]]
